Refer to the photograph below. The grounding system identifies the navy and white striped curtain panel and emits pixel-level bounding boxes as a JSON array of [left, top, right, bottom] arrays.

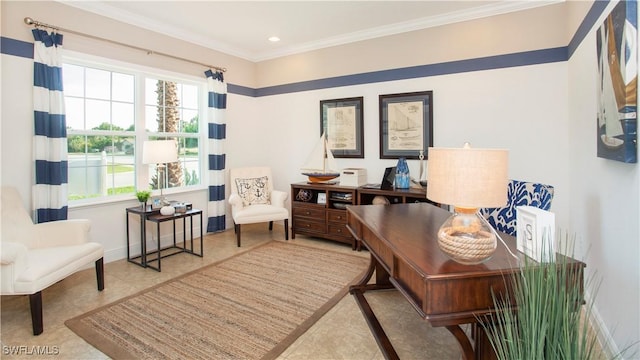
[[205, 70, 227, 232], [32, 29, 68, 223]]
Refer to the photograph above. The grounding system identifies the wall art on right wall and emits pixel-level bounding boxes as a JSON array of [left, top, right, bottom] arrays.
[[596, 0, 637, 163]]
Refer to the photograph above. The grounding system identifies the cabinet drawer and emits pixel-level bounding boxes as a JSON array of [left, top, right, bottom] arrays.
[[328, 223, 351, 238], [327, 209, 348, 223], [293, 206, 325, 219], [294, 218, 326, 233]]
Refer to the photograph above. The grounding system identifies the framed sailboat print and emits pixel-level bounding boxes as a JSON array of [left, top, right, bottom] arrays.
[[320, 97, 364, 158], [379, 91, 433, 159], [596, 0, 637, 163]]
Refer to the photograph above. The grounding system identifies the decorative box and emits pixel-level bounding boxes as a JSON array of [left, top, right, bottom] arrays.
[[516, 206, 556, 262], [340, 168, 367, 187]]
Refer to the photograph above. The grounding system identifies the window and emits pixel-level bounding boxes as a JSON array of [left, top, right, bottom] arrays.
[[63, 59, 205, 203]]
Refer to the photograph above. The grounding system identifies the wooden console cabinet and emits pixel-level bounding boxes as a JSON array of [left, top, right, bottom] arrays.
[[291, 182, 357, 248]]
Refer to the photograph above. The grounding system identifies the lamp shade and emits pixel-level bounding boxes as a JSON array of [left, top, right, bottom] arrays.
[[427, 144, 508, 208], [142, 140, 178, 164]]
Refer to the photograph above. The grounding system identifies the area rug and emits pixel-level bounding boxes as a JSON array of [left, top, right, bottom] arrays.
[[66, 241, 369, 360]]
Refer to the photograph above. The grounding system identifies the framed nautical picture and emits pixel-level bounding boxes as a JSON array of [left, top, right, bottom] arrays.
[[320, 97, 364, 158], [379, 91, 433, 159], [595, 0, 637, 163]]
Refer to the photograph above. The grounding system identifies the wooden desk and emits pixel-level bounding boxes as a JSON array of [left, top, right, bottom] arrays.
[[346, 203, 583, 360]]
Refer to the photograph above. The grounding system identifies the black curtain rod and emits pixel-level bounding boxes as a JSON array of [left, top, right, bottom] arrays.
[[24, 17, 227, 73]]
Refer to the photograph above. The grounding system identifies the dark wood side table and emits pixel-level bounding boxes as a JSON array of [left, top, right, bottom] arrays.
[[346, 203, 584, 360], [126, 206, 203, 272]]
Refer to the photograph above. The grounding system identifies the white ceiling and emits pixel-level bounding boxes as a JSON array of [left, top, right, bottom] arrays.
[[63, 1, 561, 62]]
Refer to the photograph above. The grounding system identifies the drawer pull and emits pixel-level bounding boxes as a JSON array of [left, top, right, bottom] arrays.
[[305, 211, 311, 215], [336, 229, 342, 233], [336, 215, 342, 220]]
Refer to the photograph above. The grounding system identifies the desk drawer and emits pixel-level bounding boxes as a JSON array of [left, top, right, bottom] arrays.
[[293, 206, 325, 219]]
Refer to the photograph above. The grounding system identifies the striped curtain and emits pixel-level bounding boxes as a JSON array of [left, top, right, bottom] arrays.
[[32, 28, 67, 223], [205, 70, 227, 232]]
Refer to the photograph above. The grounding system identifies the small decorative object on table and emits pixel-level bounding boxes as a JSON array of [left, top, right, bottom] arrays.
[[395, 157, 410, 189], [135, 190, 151, 210], [300, 133, 340, 183], [296, 189, 313, 202]]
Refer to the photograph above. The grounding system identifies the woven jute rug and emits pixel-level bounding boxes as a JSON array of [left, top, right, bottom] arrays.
[[66, 241, 369, 360]]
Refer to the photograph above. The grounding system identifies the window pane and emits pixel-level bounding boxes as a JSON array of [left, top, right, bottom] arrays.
[[68, 135, 135, 200], [85, 68, 111, 100], [86, 99, 110, 130], [65, 97, 85, 130], [180, 137, 200, 186], [182, 109, 198, 133], [112, 102, 134, 131], [63, 64, 84, 97], [180, 84, 198, 109], [112, 72, 134, 102]]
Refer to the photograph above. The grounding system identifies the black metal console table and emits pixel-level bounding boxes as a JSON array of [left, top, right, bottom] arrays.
[[125, 206, 203, 272]]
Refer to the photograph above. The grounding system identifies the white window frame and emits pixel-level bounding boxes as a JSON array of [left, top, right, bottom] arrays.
[[63, 51, 208, 206]]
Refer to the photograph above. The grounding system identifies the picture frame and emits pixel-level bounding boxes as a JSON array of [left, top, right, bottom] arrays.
[[320, 97, 364, 158], [316, 193, 327, 204], [516, 206, 556, 263], [595, 1, 637, 163], [379, 91, 433, 159], [151, 197, 163, 209]]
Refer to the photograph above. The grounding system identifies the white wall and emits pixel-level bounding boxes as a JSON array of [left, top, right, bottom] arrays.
[[567, 2, 640, 355]]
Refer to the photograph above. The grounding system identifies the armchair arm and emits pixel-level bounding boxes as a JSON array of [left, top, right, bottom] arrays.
[[1, 241, 27, 265], [271, 190, 288, 208], [1, 242, 28, 294], [32, 219, 91, 248], [228, 193, 245, 213]]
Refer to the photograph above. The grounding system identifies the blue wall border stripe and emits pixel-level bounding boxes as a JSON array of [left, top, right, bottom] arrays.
[[255, 47, 568, 97], [1, 37, 34, 58]]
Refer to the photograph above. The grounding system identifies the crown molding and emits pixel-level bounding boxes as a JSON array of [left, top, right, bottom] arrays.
[[58, 1, 561, 63]]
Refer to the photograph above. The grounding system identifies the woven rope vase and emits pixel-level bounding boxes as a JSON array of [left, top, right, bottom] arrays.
[[437, 227, 497, 265]]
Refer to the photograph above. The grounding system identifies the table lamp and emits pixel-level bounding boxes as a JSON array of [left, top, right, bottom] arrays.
[[142, 139, 178, 207], [426, 143, 508, 264]]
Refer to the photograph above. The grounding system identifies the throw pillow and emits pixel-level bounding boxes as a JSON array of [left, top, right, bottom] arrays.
[[235, 176, 271, 206]]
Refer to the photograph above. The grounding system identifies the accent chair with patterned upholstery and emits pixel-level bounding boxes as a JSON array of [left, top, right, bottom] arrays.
[[479, 179, 555, 237], [228, 167, 289, 247]]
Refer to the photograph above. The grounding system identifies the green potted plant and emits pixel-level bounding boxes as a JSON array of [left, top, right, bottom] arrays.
[[479, 237, 612, 360], [135, 190, 151, 209]]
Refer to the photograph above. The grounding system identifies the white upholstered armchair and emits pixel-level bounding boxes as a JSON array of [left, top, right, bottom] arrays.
[[0, 186, 104, 335], [229, 167, 289, 247]]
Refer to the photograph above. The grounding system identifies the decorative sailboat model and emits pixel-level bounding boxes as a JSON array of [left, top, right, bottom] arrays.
[[301, 133, 340, 183]]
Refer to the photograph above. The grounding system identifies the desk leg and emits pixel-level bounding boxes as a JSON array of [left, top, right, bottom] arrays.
[[349, 256, 399, 360], [199, 212, 203, 256], [446, 325, 476, 360], [141, 214, 147, 267], [126, 213, 131, 261], [185, 215, 189, 252], [156, 222, 162, 272]]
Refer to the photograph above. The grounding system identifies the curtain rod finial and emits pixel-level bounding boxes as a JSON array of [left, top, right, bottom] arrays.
[[24, 17, 34, 25]]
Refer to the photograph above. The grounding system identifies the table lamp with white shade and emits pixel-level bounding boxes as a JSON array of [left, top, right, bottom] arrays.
[[142, 139, 178, 209], [426, 143, 508, 265]]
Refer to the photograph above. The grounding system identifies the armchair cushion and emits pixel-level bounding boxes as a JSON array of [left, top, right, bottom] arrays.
[[235, 176, 271, 206], [13, 243, 104, 294]]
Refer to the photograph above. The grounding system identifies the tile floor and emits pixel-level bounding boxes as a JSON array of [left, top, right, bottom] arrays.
[[1, 224, 462, 359]]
